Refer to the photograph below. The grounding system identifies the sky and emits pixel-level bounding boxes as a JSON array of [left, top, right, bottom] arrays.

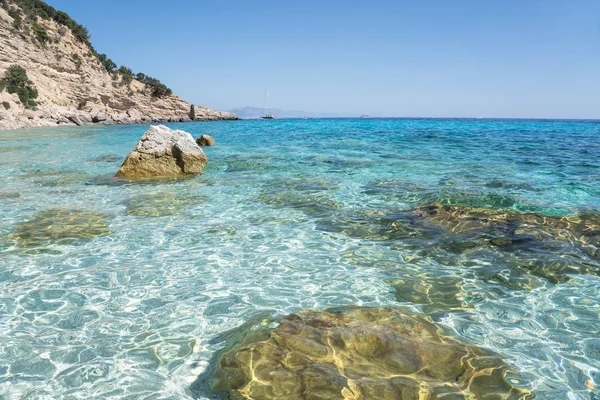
[[47, 0, 600, 118]]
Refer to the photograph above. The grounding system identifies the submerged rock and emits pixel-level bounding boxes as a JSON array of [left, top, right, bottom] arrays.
[[413, 204, 600, 284], [123, 192, 206, 217], [363, 179, 527, 210], [116, 125, 207, 178], [266, 176, 339, 192], [0, 146, 28, 153], [10, 208, 111, 247], [209, 307, 532, 399], [432, 192, 520, 209], [386, 276, 471, 312], [317, 208, 426, 241], [226, 160, 268, 172], [86, 154, 122, 163], [38, 173, 90, 188], [318, 203, 600, 287], [363, 178, 430, 203], [17, 168, 73, 179], [415, 203, 600, 247], [257, 191, 339, 218], [196, 134, 216, 147], [0, 192, 21, 199], [16, 168, 89, 187], [305, 154, 374, 170], [484, 180, 540, 191]]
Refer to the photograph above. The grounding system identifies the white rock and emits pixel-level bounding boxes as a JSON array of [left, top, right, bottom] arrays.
[[116, 125, 208, 178]]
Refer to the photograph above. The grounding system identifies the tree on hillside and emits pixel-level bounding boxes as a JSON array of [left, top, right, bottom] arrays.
[[0, 65, 39, 109], [118, 66, 133, 76], [3, 0, 174, 98], [97, 54, 117, 72]]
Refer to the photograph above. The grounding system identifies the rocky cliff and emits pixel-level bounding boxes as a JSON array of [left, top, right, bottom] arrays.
[[0, 2, 236, 131]]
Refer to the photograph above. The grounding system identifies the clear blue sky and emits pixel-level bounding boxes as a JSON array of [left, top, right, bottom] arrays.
[[48, 0, 599, 118]]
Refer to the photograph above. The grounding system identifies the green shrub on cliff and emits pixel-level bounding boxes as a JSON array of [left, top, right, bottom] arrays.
[[31, 21, 49, 44], [118, 66, 134, 86], [151, 83, 172, 97], [5, 0, 174, 99], [118, 66, 133, 77], [1, 65, 38, 109], [134, 75, 172, 97], [9, 0, 91, 44], [71, 53, 82, 70], [121, 74, 133, 86], [2, 102, 10, 110], [6, 6, 23, 30], [97, 54, 117, 72]]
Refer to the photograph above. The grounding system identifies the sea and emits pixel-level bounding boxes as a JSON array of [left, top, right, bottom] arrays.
[[0, 118, 599, 399]]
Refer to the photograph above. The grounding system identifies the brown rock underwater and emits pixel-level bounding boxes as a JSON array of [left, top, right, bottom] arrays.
[[206, 307, 533, 400]]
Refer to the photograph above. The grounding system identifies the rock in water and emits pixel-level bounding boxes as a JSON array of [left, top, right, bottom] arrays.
[[209, 307, 532, 400], [122, 192, 206, 217], [10, 208, 111, 247], [196, 134, 216, 147], [116, 125, 207, 178]]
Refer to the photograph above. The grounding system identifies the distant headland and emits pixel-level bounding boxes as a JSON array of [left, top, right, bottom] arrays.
[[0, 0, 236, 131]]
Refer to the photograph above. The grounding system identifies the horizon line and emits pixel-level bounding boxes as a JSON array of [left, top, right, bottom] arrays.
[[235, 116, 600, 121]]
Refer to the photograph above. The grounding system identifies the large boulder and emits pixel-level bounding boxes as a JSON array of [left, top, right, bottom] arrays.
[[91, 108, 107, 123], [196, 134, 215, 147], [116, 125, 208, 178], [67, 112, 92, 126], [208, 307, 533, 400]]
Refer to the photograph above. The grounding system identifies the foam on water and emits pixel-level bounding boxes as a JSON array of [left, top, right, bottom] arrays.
[[0, 119, 599, 399]]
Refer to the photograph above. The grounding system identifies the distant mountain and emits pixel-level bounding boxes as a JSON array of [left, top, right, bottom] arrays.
[[230, 106, 341, 119]]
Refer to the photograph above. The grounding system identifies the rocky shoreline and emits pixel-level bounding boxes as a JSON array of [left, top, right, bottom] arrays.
[[0, 103, 238, 131]]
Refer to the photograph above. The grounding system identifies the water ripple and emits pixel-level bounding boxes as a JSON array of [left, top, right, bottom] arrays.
[[0, 119, 599, 399]]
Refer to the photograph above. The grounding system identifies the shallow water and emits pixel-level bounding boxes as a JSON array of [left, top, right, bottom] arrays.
[[0, 118, 599, 399]]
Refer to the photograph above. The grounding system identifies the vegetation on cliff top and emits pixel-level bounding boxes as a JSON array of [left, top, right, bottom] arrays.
[[1, 0, 173, 98], [2, 0, 90, 44], [0, 65, 38, 109]]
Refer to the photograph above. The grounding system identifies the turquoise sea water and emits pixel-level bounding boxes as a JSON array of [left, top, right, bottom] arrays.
[[0, 118, 599, 399]]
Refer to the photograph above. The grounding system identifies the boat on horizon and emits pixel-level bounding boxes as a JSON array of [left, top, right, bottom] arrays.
[[260, 89, 277, 119], [360, 114, 371, 119]]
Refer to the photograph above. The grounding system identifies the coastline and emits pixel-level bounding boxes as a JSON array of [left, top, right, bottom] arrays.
[[0, 4, 238, 132], [0, 104, 239, 132]]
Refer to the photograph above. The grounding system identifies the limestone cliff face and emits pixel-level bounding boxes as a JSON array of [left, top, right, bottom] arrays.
[[0, 6, 236, 130]]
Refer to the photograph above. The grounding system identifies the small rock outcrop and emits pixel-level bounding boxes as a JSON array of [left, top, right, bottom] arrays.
[[116, 125, 207, 178], [190, 104, 236, 121], [196, 134, 215, 147]]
